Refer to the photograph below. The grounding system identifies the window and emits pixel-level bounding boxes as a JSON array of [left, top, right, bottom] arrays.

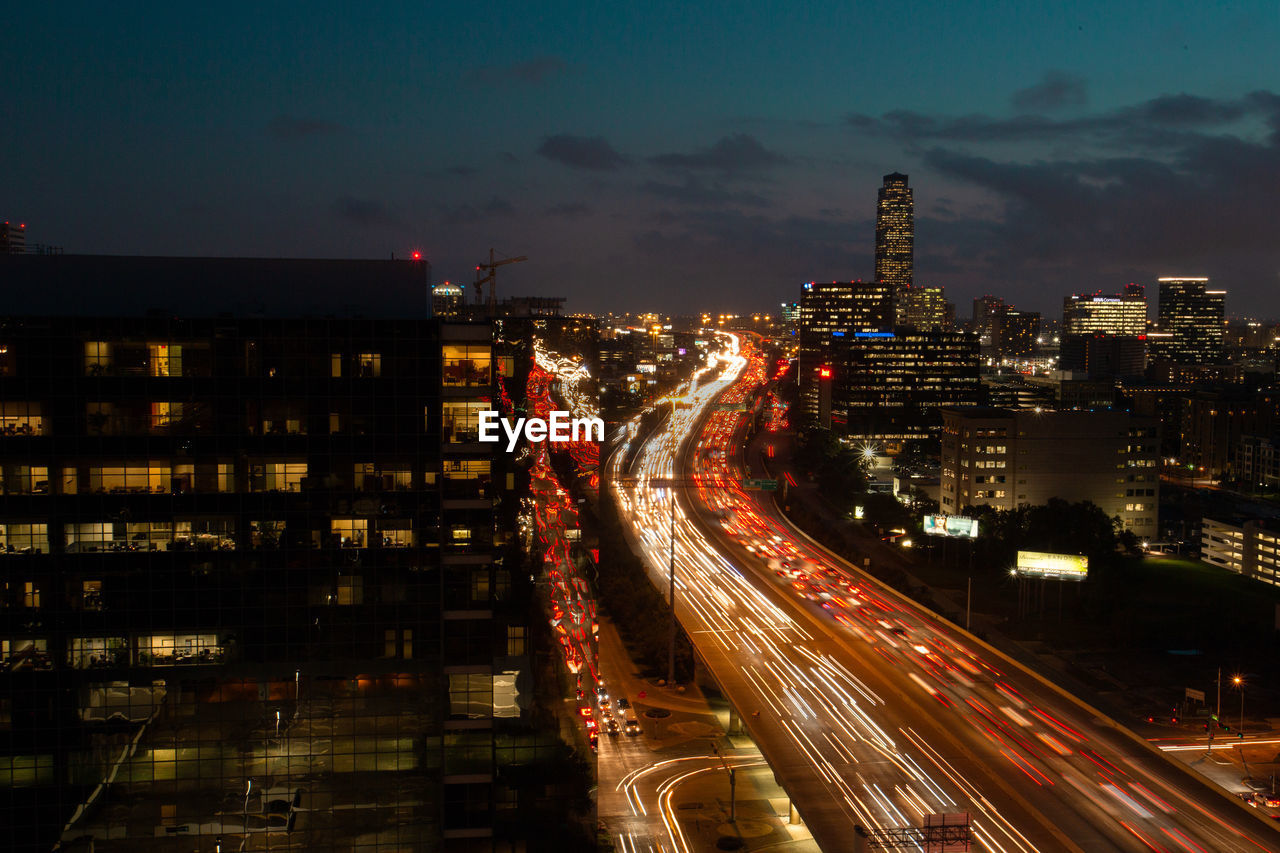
[[250, 520, 285, 549], [354, 463, 412, 491], [147, 343, 182, 377], [0, 524, 48, 554], [507, 626, 526, 656], [0, 402, 44, 436], [442, 401, 490, 443], [379, 522, 413, 548], [442, 345, 492, 387], [84, 341, 112, 375], [330, 353, 342, 378], [448, 672, 493, 720], [138, 633, 226, 666], [332, 518, 367, 548], [0, 465, 48, 495], [67, 637, 129, 669], [357, 352, 381, 378], [250, 461, 307, 492]]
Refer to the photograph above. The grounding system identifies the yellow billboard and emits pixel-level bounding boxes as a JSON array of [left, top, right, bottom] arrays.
[[1015, 551, 1088, 582]]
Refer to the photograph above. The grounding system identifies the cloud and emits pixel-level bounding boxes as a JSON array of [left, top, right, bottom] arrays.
[[640, 176, 770, 207], [545, 202, 592, 218], [333, 196, 399, 228], [649, 134, 788, 173], [1011, 71, 1088, 112], [840, 90, 1280, 312], [447, 165, 478, 177], [268, 115, 343, 139], [536, 134, 627, 171], [466, 56, 567, 86], [846, 91, 1276, 146], [438, 196, 516, 226]]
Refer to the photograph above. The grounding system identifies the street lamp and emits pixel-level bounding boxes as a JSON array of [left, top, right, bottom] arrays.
[[1234, 675, 1245, 733]]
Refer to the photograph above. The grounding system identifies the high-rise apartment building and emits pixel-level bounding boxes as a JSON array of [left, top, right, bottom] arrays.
[[940, 407, 1159, 537], [797, 281, 894, 423], [875, 173, 913, 299], [1154, 277, 1225, 364]]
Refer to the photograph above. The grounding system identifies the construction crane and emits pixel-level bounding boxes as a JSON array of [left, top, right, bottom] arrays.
[[473, 248, 527, 312]]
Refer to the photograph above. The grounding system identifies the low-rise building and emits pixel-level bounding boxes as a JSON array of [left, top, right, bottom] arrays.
[[940, 407, 1160, 537], [1201, 517, 1280, 585]]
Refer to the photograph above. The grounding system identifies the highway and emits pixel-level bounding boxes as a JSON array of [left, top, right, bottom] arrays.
[[609, 334, 1280, 852]]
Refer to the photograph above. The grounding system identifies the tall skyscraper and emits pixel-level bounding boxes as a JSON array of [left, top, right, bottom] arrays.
[[875, 173, 913, 301], [1154, 277, 1225, 364]]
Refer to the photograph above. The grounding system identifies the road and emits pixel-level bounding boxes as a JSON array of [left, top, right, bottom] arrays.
[[609, 334, 1280, 852]]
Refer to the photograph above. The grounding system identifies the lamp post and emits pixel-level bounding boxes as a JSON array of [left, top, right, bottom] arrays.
[[1234, 675, 1245, 733]]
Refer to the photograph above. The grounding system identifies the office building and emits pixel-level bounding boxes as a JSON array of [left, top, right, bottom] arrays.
[[940, 407, 1159, 537], [1062, 287, 1147, 337], [998, 310, 1040, 358], [797, 281, 893, 423], [1201, 517, 1280, 586], [972, 296, 1007, 350], [875, 173, 913, 296], [1154, 277, 1225, 364], [0, 256, 585, 852], [840, 329, 982, 443], [895, 285, 952, 332]]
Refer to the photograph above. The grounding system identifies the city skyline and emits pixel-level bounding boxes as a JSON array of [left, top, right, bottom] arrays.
[[4, 3, 1280, 317]]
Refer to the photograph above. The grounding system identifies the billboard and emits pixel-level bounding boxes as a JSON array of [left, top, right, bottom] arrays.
[[1015, 551, 1088, 582], [922, 515, 980, 539]]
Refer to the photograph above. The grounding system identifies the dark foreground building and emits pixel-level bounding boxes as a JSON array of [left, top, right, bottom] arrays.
[[0, 257, 589, 852]]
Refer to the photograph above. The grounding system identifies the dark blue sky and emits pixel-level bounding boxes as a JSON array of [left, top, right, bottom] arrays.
[[5, 1, 1279, 318]]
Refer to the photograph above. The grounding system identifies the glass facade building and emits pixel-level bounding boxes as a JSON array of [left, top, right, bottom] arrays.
[[0, 296, 584, 850]]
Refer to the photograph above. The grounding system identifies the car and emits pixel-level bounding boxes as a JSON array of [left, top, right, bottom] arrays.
[[594, 684, 608, 702], [624, 718, 640, 736], [615, 697, 630, 711], [1262, 793, 1280, 808], [598, 697, 612, 711], [1241, 792, 1261, 807], [605, 718, 621, 736]]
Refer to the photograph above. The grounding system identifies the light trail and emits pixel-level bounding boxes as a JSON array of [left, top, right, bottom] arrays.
[[608, 332, 1280, 852]]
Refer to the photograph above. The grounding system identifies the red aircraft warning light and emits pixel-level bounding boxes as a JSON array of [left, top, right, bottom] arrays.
[[818, 366, 832, 378]]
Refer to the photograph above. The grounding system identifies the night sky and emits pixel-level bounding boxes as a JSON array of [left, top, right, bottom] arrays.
[[5, 2, 1279, 318]]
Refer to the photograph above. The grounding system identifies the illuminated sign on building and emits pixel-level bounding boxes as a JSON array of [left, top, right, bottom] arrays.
[[922, 515, 979, 538], [1015, 551, 1088, 581]]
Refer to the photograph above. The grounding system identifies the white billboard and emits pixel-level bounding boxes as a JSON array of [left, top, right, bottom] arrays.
[[1015, 551, 1088, 582], [923, 515, 979, 539]]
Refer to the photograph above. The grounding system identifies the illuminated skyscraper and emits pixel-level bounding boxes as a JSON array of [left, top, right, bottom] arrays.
[[1154, 277, 1225, 364], [1060, 285, 1149, 375], [875, 173, 913, 301]]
